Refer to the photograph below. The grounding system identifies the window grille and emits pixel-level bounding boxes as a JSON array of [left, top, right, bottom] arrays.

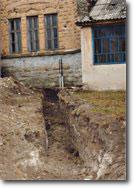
[[93, 25, 126, 65]]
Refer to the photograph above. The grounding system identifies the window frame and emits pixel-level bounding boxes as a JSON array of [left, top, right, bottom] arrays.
[[9, 18, 22, 54], [92, 24, 126, 65], [27, 16, 39, 52], [45, 14, 59, 50]]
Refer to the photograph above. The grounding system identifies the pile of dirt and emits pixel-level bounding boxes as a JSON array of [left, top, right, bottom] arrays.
[[59, 89, 126, 180], [0, 77, 48, 180]]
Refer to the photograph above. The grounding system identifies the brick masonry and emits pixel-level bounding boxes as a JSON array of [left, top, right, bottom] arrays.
[[0, 0, 82, 87], [0, 0, 81, 56]]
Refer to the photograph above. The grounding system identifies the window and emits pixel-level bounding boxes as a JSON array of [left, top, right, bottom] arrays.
[[93, 25, 126, 65], [9, 18, 21, 53], [45, 14, 58, 50], [27, 16, 39, 52]]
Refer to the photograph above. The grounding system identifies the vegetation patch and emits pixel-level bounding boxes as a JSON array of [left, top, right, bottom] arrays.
[[74, 90, 126, 118]]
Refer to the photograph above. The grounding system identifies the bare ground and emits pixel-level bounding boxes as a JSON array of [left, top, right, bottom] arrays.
[[0, 78, 90, 180]]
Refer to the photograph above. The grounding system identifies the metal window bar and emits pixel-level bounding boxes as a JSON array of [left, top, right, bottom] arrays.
[[93, 25, 126, 65]]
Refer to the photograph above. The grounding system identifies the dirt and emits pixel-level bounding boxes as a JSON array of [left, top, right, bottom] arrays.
[[0, 77, 48, 180], [0, 77, 126, 180], [42, 88, 91, 180], [59, 89, 126, 180], [0, 77, 91, 180]]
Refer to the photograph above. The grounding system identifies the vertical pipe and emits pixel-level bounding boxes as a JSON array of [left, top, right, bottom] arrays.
[[59, 58, 64, 88], [61, 58, 64, 88]]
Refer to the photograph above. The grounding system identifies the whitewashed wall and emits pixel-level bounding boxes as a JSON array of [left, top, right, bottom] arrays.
[[2, 52, 82, 88], [81, 27, 126, 90]]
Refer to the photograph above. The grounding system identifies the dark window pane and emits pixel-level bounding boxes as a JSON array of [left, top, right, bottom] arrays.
[[10, 20, 14, 31], [99, 55, 106, 64], [17, 32, 21, 52], [30, 31, 33, 41], [95, 39, 101, 54], [45, 14, 58, 50], [28, 18, 33, 30], [52, 15, 57, 26], [9, 18, 21, 53], [110, 54, 115, 62], [11, 33, 15, 43], [47, 29, 51, 39], [53, 28, 58, 38], [46, 16, 51, 27], [12, 43, 15, 52], [30, 42, 34, 51], [121, 39, 125, 52], [102, 39, 109, 53], [107, 54, 110, 63], [34, 17, 38, 29], [94, 25, 126, 64], [47, 40, 52, 49], [111, 39, 118, 53], [35, 30, 39, 50], [16, 19, 20, 31], [54, 39, 58, 49], [115, 54, 121, 63], [27, 16, 39, 52], [123, 53, 126, 62]]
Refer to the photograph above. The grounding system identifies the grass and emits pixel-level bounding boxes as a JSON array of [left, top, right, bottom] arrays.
[[74, 90, 126, 118]]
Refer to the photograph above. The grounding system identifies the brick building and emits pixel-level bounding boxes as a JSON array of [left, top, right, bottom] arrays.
[[0, 0, 127, 90], [0, 0, 82, 87]]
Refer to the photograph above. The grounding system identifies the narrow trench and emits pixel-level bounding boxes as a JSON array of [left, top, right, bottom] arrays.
[[42, 88, 87, 179]]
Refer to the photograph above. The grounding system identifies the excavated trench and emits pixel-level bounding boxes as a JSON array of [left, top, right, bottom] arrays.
[[0, 77, 126, 180], [42, 88, 126, 180], [42, 88, 91, 180]]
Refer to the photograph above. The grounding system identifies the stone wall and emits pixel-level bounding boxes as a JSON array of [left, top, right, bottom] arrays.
[[2, 52, 82, 88], [59, 90, 126, 180]]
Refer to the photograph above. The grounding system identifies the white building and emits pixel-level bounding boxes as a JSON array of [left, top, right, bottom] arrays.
[[76, 0, 126, 90]]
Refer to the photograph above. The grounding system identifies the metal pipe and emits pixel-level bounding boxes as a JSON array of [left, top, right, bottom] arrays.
[[59, 58, 64, 88]]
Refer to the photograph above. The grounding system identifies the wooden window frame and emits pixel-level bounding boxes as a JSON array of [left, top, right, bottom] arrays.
[[9, 18, 22, 53], [27, 16, 39, 52], [45, 14, 59, 50], [93, 24, 126, 65]]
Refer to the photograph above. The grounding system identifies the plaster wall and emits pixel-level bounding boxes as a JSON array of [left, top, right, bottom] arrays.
[[2, 52, 82, 88], [81, 27, 126, 90]]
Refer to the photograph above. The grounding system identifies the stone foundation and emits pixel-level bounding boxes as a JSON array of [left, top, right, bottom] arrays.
[[2, 52, 82, 88]]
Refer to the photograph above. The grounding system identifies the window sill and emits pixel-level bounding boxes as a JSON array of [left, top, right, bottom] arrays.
[[94, 62, 126, 65], [2, 49, 81, 59]]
